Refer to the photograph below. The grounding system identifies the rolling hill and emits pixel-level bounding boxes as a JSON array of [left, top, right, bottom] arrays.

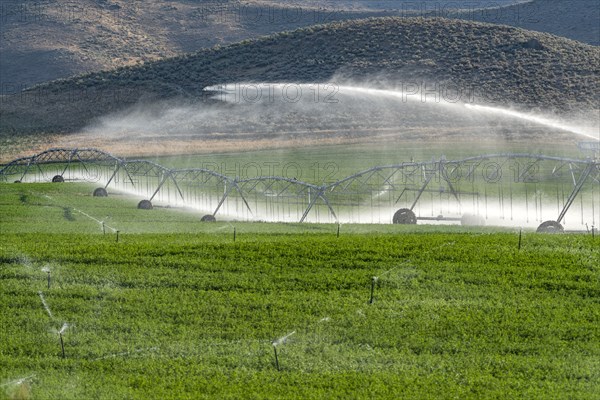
[[1, 17, 598, 138], [0, 0, 390, 88], [1, 0, 597, 91]]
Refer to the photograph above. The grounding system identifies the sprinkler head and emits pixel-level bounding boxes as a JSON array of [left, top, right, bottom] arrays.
[[58, 323, 69, 335], [272, 331, 296, 347]]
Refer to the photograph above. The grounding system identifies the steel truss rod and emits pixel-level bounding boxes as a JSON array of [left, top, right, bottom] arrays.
[[300, 187, 326, 223], [104, 161, 121, 189], [439, 161, 462, 208], [410, 169, 435, 211], [19, 159, 34, 182], [213, 181, 253, 217], [149, 173, 185, 202], [557, 163, 595, 223], [3, 148, 600, 225]]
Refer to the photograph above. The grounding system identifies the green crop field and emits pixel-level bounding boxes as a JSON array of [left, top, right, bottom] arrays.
[[1, 182, 599, 399]]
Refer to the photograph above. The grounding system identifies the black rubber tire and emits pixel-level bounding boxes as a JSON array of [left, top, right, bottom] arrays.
[[393, 208, 417, 225], [536, 220, 564, 233], [93, 187, 108, 197], [461, 214, 485, 226], [201, 214, 217, 222], [137, 200, 153, 210], [52, 175, 64, 183], [13, 180, 21, 183]]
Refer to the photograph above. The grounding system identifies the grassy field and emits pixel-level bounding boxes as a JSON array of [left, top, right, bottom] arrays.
[[1, 182, 599, 399], [0, 183, 518, 234]]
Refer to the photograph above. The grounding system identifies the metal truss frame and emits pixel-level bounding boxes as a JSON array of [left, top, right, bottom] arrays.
[[1, 148, 598, 225]]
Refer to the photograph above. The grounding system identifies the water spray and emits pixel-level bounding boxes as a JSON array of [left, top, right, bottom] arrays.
[[32, 192, 120, 233], [368, 244, 454, 305], [207, 83, 600, 143], [368, 261, 414, 304], [272, 331, 295, 371], [1, 374, 36, 388], [72, 207, 118, 233], [464, 104, 600, 141], [0, 374, 35, 387], [1, 374, 36, 397], [38, 291, 54, 319]]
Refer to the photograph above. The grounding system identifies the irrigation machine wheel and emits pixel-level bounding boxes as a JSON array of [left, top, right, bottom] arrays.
[[13, 180, 21, 183], [536, 220, 564, 234], [93, 187, 108, 197], [393, 208, 417, 225], [461, 214, 486, 226], [51, 175, 64, 183], [137, 200, 153, 210], [201, 214, 217, 222]]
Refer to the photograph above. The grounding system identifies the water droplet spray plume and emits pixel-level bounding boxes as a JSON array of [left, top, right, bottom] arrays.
[[207, 83, 599, 141], [58, 322, 69, 335], [1, 374, 36, 397], [74, 82, 598, 227], [1, 375, 36, 388], [38, 291, 54, 319], [464, 104, 599, 141], [272, 331, 296, 371], [272, 331, 296, 347]]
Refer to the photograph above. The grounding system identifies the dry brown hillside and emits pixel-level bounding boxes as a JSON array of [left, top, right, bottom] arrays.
[[1, 17, 598, 137], [0, 0, 389, 88], [1, 0, 597, 91]]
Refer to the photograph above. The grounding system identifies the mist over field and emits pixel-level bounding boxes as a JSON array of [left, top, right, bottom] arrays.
[[82, 81, 599, 147]]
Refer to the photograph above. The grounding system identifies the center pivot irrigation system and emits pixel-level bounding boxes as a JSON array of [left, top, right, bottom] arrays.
[[1, 147, 599, 232]]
